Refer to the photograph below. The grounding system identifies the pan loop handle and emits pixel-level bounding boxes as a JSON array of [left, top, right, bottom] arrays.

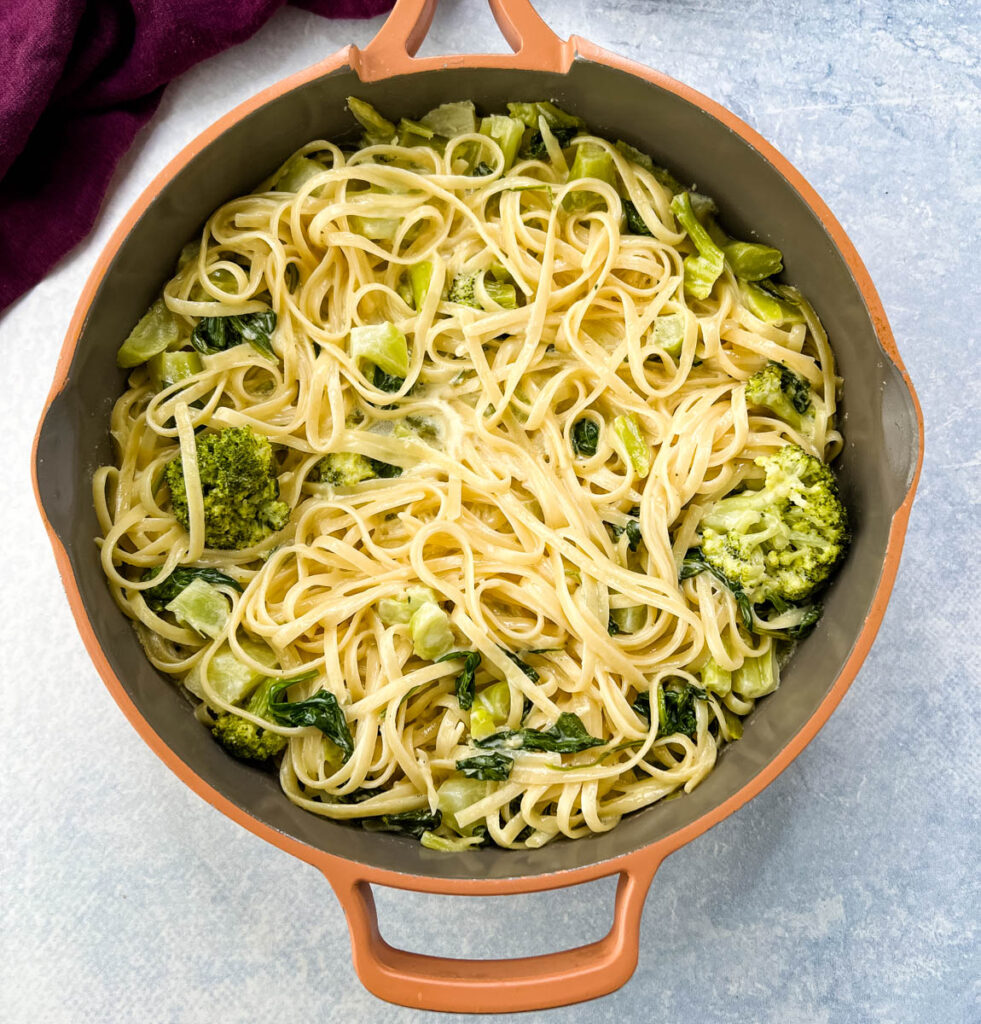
[[352, 0, 572, 82], [323, 856, 662, 1013]]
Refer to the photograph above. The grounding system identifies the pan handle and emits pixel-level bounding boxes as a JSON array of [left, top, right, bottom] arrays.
[[323, 856, 661, 1013], [352, 0, 572, 82]]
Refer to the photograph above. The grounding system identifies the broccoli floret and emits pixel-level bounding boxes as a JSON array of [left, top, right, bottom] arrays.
[[745, 362, 815, 437], [310, 452, 402, 486], [448, 273, 479, 308], [211, 677, 287, 763], [166, 426, 289, 550], [699, 444, 849, 605]]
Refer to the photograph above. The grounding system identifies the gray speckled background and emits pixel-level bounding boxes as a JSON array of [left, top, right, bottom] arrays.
[[2, 1, 978, 1021]]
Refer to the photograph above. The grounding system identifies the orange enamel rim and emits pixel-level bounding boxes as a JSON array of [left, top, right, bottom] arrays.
[[31, 0, 923, 1013]]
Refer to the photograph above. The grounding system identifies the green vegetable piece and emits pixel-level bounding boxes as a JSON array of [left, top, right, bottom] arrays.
[[191, 636, 277, 704], [607, 517, 642, 552], [362, 809, 442, 839], [700, 657, 732, 697], [699, 445, 850, 606], [141, 565, 242, 612], [563, 143, 617, 212], [623, 199, 652, 236], [436, 777, 491, 835], [408, 261, 433, 310], [469, 704, 496, 740], [165, 576, 230, 639], [484, 277, 517, 309], [378, 585, 439, 625], [455, 752, 513, 781], [436, 650, 482, 710], [349, 322, 409, 378], [722, 706, 744, 740], [274, 155, 325, 193], [188, 267, 237, 302], [398, 117, 434, 141], [347, 96, 396, 146], [670, 191, 726, 300], [610, 604, 646, 634], [420, 831, 484, 851], [723, 241, 783, 281], [680, 548, 755, 630], [475, 712, 605, 754], [659, 683, 706, 739], [409, 602, 455, 660], [268, 675, 354, 760], [284, 264, 300, 293], [479, 115, 525, 170], [116, 299, 181, 368], [653, 312, 685, 357], [474, 681, 510, 724], [350, 215, 401, 240], [502, 650, 539, 683], [613, 413, 651, 477], [732, 648, 780, 699], [613, 140, 684, 194], [745, 361, 815, 436], [420, 101, 477, 138], [148, 350, 202, 390], [210, 676, 288, 763], [742, 281, 806, 324], [310, 452, 402, 487], [371, 365, 406, 394], [191, 310, 277, 359], [166, 426, 289, 550], [571, 417, 599, 457], [395, 275, 414, 307], [447, 273, 479, 308]]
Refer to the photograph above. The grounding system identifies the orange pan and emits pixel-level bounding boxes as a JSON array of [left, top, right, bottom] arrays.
[[32, 0, 923, 1013]]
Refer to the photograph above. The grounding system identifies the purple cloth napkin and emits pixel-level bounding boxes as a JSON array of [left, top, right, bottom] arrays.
[[0, 0, 393, 314]]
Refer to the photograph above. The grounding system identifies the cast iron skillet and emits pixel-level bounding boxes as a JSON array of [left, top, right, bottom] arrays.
[[33, 0, 923, 1012]]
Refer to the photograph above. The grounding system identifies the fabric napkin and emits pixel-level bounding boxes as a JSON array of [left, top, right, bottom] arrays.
[[0, 0, 393, 314]]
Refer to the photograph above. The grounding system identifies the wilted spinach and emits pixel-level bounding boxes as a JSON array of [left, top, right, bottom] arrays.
[[475, 712, 604, 754], [140, 565, 242, 612], [191, 310, 277, 358], [268, 682, 354, 760]]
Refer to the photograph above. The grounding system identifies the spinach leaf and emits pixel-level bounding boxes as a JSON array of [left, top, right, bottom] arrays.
[[632, 684, 706, 740], [523, 124, 578, 159], [191, 310, 278, 358], [456, 752, 513, 780], [284, 264, 299, 293], [361, 809, 442, 839], [631, 690, 651, 722], [623, 199, 653, 236], [473, 162, 494, 177], [371, 365, 405, 393], [268, 682, 354, 760], [367, 457, 403, 479], [571, 417, 599, 457], [436, 650, 482, 710], [475, 712, 604, 754], [607, 518, 642, 551], [680, 548, 754, 629], [608, 615, 622, 636], [760, 595, 824, 639], [502, 649, 539, 683], [141, 565, 242, 612]]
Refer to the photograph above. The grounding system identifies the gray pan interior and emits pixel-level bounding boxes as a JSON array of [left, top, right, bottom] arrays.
[[36, 60, 920, 882]]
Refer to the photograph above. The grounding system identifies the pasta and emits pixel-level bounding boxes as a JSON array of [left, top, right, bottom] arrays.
[[94, 100, 844, 851]]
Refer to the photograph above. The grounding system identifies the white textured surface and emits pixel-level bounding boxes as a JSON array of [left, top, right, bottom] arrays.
[[2, 2, 979, 1021]]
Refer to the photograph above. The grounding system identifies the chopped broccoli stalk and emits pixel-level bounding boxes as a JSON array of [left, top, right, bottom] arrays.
[[148, 350, 202, 390], [474, 681, 510, 726], [397, 117, 435, 142], [420, 101, 477, 137], [613, 414, 651, 477], [732, 648, 779, 699], [653, 312, 685, 357], [742, 281, 806, 324], [350, 215, 401, 239], [396, 275, 414, 307], [166, 426, 289, 550], [349, 322, 409, 378], [700, 444, 850, 606], [436, 776, 492, 836], [564, 143, 617, 211], [745, 362, 816, 436], [469, 704, 496, 740], [274, 154, 326, 192], [378, 585, 439, 625], [165, 577, 230, 639], [721, 707, 744, 739], [117, 299, 181, 368], [484, 277, 517, 309], [409, 602, 455, 660], [420, 831, 485, 851], [507, 101, 585, 130], [448, 273, 479, 308], [141, 565, 242, 612], [408, 261, 433, 309], [479, 115, 525, 170], [723, 241, 783, 281], [211, 676, 287, 763], [186, 636, 277, 704], [670, 191, 726, 300], [311, 452, 402, 487], [610, 603, 645, 633], [700, 657, 732, 697], [347, 96, 396, 146]]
